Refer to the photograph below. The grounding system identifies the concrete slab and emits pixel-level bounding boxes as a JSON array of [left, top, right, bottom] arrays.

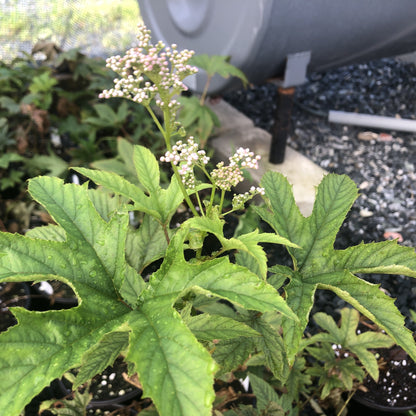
[[396, 51, 416, 66], [208, 99, 327, 216]]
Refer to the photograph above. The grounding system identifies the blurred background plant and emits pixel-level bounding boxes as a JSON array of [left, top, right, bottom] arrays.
[[0, 43, 165, 232]]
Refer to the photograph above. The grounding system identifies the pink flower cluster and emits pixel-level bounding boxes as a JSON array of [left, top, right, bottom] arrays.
[[229, 147, 261, 169], [211, 147, 261, 191], [160, 137, 210, 188], [211, 162, 244, 191], [99, 24, 198, 116], [232, 186, 265, 210]]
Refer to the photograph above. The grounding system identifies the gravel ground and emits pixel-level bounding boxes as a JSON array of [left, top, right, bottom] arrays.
[[224, 58, 416, 328]]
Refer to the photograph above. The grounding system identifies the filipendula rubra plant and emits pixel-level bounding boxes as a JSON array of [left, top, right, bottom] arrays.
[[0, 24, 416, 416], [0, 25, 297, 416]]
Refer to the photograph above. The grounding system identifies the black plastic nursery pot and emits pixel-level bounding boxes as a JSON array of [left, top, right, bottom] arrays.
[[351, 346, 416, 414], [25, 357, 142, 415], [86, 357, 142, 411], [89, 403, 138, 415]]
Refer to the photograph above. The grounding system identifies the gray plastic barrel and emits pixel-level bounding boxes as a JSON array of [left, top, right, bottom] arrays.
[[138, 0, 416, 94]]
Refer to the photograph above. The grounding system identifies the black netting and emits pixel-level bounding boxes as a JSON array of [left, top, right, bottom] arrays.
[[0, 0, 141, 61]]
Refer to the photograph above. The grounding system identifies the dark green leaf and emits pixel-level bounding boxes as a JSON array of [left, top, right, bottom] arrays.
[[186, 314, 260, 341], [74, 331, 129, 389]]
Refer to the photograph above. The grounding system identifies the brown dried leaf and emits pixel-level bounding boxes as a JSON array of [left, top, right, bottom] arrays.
[[20, 103, 50, 135], [56, 97, 79, 117], [36, 210, 56, 225], [122, 372, 142, 389], [16, 125, 29, 154], [31, 108, 50, 135]]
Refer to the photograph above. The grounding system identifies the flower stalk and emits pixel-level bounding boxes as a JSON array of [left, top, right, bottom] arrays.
[[100, 24, 264, 219]]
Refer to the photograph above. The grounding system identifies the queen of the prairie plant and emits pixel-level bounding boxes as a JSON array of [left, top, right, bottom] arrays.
[[0, 23, 415, 416]]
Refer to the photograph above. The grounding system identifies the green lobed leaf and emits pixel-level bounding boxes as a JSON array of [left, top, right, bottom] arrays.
[[127, 297, 217, 416], [75, 147, 184, 226], [39, 387, 92, 416], [133, 144, 160, 195], [307, 308, 394, 380], [187, 214, 297, 280], [310, 271, 416, 362], [74, 331, 129, 389], [148, 228, 298, 320], [306, 344, 363, 399], [85, 103, 119, 126], [125, 214, 170, 274], [30, 177, 131, 296], [251, 314, 289, 381], [256, 172, 305, 268], [186, 314, 260, 341], [25, 224, 67, 241], [73, 167, 160, 219], [212, 337, 255, 374], [0, 177, 132, 415], [190, 54, 248, 85], [328, 240, 416, 277], [248, 372, 282, 412], [0, 305, 128, 415], [299, 174, 358, 272], [258, 172, 357, 272]]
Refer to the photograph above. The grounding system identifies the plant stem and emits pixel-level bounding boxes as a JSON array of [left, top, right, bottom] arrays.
[[337, 389, 356, 416], [171, 164, 199, 217], [218, 189, 226, 213], [195, 190, 205, 215], [222, 207, 237, 217], [199, 74, 212, 106], [197, 164, 218, 215], [162, 224, 170, 245], [145, 105, 165, 140], [145, 105, 199, 217]]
